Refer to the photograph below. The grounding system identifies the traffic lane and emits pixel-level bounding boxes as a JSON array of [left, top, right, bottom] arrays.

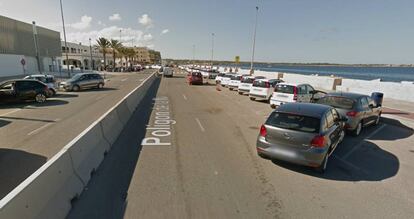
[[123, 76, 282, 218], [212, 84, 414, 217], [0, 71, 154, 199]]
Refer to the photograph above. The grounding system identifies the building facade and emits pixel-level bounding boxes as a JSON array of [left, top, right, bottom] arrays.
[[133, 47, 161, 65], [0, 15, 61, 77], [61, 41, 113, 70]]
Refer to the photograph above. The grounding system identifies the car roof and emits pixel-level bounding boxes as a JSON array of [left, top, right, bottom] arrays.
[[325, 92, 368, 100], [27, 74, 54, 78], [276, 82, 302, 86], [275, 103, 332, 119]]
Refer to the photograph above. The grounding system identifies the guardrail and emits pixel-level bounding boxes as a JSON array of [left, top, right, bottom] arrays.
[[0, 71, 158, 219]]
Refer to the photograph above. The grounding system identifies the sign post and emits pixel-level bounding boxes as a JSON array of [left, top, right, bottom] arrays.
[[235, 56, 240, 73], [21, 58, 26, 75]]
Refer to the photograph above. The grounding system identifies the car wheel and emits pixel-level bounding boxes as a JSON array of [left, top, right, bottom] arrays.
[[229, 88, 233, 91], [238, 92, 243, 95], [250, 97, 255, 101], [352, 122, 363, 136], [315, 154, 328, 173], [374, 114, 381, 126], [49, 89, 56, 96], [97, 83, 104, 89], [72, 85, 80, 92], [35, 93, 47, 103]]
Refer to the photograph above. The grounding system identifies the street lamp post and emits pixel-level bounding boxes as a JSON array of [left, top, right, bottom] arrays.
[[89, 38, 93, 70], [59, 0, 70, 77], [211, 33, 215, 69], [250, 6, 259, 75], [32, 21, 42, 74]]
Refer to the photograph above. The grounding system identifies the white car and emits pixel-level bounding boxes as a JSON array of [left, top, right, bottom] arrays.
[[200, 71, 210, 84], [270, 83, 316, 108], [215, 73, 225, 84], [228, 75, 244, 91], [24, 74, 57, 96], [238, 76, 266, 95], [249, 79, 283, 102], [220, 74, 234, 87]]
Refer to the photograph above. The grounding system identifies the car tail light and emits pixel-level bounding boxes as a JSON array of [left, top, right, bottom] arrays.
[[311, 135, 325, 147], [346, 111, 358, 117], [265, 82, 270, 88], [293, 86, 298, 101], [260, 125, 267, 137]]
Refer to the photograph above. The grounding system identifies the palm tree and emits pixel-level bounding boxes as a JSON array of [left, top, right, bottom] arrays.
[[95, 37, 110, 69], [109, 39, 123, 70]]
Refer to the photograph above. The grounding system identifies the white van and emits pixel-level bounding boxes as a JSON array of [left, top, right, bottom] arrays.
[[249, 79, 283, 102], [238, 76, 266, 95], [269, 83, 316, 108]]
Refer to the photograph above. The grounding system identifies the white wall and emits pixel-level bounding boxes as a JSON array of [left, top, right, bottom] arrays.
[[0, 54, 60, 78]]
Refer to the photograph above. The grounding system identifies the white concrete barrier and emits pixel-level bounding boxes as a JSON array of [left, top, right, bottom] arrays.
[[65, 122, 110, 184], [0, 71, 158, 219], [0, 150, 84, 219]]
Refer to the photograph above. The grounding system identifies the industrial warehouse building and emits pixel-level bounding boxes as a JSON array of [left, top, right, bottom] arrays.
[[0, 15, 61, 78]]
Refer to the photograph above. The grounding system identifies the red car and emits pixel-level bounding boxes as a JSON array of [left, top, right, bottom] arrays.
[[187, 72, 203, 85]]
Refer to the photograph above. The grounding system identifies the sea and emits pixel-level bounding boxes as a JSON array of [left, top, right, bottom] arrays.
[[233, 63, 414, 82]]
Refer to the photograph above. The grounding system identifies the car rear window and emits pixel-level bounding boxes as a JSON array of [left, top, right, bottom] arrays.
[[253, 80, 268, 88], [231, 75, 242, 80], [266, 112, 320, 133], [317, 96, 355, 110], [192, 72, 202, 77], [242, 78, 254, 83], [275, 84, 295, 94]]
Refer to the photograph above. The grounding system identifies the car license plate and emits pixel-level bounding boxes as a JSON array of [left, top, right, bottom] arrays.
[[274, 148, 296, 158], [277, 94, 288, 98]]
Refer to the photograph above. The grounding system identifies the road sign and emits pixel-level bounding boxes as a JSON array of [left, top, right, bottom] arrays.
[[21, 58, 26, 66], [235, 56, 240, 64]]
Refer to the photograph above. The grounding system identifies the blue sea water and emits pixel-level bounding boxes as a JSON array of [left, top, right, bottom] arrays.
[[235, 63, 414, 82]]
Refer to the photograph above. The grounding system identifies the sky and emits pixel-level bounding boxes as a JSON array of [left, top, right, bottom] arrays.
[[0, 0, 413, 64]]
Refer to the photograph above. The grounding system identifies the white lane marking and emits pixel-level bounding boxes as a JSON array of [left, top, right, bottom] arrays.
[[342, 124, 387, 160], [121, 78, 128, 82], [183, 94, 188, 100], [28, 119, 60, 136], [195, 118, 205, 132], [139, 79, 145, 82], [0, 109, 21, 116]]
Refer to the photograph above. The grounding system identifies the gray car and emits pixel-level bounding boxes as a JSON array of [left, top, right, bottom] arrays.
[[257, 103, 346, 172], [59, 73, 105, 92], [316, 92, 382, 136]]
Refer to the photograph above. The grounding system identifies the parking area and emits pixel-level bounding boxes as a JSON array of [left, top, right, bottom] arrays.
[[0, 70, 155, 199], [68, 69, 414, 218]]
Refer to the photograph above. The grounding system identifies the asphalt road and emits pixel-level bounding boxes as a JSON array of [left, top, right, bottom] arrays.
[[0, 70, 155, 199], [69, 70, 414, 218]]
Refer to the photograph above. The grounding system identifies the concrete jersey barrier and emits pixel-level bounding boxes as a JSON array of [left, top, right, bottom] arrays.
[[0, 71, 158, 219]]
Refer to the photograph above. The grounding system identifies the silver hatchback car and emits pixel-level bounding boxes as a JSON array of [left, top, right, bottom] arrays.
[[59, 73, 105, 92], [257, 103, 346, 172]]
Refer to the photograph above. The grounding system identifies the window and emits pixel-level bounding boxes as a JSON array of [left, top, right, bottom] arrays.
[[331, 109, 339, 122], [266, 112, 320, 133], [275, 84, 295, 94], [241, 77, 254, 83], [317, 96, 355, 109], [367, 97, 376, 107], [298, 85, 307, 95], [306, 85, 314, 94], [360, 97, 369, 109], [16, 81, 36, 90], [325, 111, 335, 128], [0, 82, 14, 90]]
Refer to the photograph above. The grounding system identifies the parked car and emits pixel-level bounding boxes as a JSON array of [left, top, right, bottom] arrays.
[[200, 71, 210, 84], [0, 79, 49, 103], [163, 67, 174, 77], [256, 103, 346, 172], [270, 83, 316, 108], [24, 74, 57, 97], [215, 73, 226, 84], [59, 73, 105, 92], [187, 72, 203, 85], [208, 69, 220, 79], [316, 92, 382, 136], [228, 75, 247, 91], [238, 76, 266, 95], [220, 74, 234, 87], [249, 79, 283, 102]]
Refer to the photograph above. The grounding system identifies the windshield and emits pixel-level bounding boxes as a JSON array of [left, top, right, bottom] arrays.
[[70, 74, 83, 81], [275, 84, 295, 94], [317, 96, 355, 109], [266, 112, 320, 133], [242, 78, 255, 83], [253, 80, 269, 88]]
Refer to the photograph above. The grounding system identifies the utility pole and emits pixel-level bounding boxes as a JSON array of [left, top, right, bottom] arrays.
[[32, 21, 42, 74], [250, 6, 259, 75], [60, 0, 70, 77], [89, 38, 93, 70], [211, 33, 215, 69]]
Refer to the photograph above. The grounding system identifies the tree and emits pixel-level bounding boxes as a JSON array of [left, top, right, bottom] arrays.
[[95, 37, 110, 69], [109, 39, 123, 70]]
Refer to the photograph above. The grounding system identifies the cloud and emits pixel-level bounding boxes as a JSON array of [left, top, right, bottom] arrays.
[[161, 29, 169, 35], [97, 21, 106, 27], [70, 15, 92, 30], [66, 26, 155, 48], [138, 14, 153, 28], [109, 13, 122, 21]]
